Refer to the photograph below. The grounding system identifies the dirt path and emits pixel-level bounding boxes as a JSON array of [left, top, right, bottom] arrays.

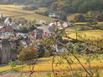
[[0, 72, 51, 77]]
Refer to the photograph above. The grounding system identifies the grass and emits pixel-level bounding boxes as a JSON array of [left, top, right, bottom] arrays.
[[0, 54, 103, 73], [13, 14, 53, 23], [17, 55, 103, 72]]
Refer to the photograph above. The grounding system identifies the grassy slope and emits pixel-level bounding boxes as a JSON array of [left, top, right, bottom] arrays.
[[0, 5, 53, 23], [0, 54, 103, 72]]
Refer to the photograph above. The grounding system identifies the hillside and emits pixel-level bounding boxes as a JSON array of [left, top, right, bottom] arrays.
[[0, 5, 54, 23], [49, 0, 103, 13], [0, 0, 103, 13]]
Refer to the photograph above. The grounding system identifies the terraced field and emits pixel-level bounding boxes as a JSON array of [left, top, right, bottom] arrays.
[[0, 55, 103, 72], [0, 5, 53, 23], [0, 55, 103, 77], [67, 30, 103, 41]]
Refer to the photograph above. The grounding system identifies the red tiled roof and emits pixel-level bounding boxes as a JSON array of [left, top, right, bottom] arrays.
[[0, 26, 14, 32]]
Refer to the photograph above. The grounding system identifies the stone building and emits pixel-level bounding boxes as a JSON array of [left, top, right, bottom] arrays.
[[0, 39, 17, 64], [0, 24, 18, 64]]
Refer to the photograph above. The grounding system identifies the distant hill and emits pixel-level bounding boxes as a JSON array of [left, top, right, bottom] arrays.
[[0, 0, 54, 4], [48, 0, 103, 13], [0, 0, 103, 13], [0, 0, 32, 4]]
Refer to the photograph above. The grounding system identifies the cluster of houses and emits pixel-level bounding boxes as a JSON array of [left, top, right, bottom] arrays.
[[0, 15, 71, 64]]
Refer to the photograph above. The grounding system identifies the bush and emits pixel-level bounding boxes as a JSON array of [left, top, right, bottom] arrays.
[[44, 51, 51, 57], [19, 26, 29, 33], [18, 46, 38, 62], [68, 13, 84, 22], [67, 42, 87, 54], [37, 44, 45, 58], [8, 61, 16, 71], [75, 14, 86, 22]]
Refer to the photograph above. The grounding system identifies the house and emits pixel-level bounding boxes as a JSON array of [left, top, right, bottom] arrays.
[[0, 25, 14, 40], [48, 13, 60, 19], [48, 20, 70, 31], [0, 25, 14, 33]]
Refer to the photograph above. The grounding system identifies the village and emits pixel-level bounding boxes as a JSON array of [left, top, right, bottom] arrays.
[[0, 14, 71, 64], [0, 0, 103, 76]]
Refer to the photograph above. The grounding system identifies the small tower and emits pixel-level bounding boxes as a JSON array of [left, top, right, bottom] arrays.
[[1, 39, 11, 64]]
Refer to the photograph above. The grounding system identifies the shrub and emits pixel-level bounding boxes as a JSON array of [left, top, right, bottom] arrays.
[[22, 5, 38, 10], [75, 14, 86, 22], [44, 51, 51, 57], [8, 61, 16, 71], [18, 46, 38, 62], [37, 44, 45, 58], [68, 13, 84, 22]]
